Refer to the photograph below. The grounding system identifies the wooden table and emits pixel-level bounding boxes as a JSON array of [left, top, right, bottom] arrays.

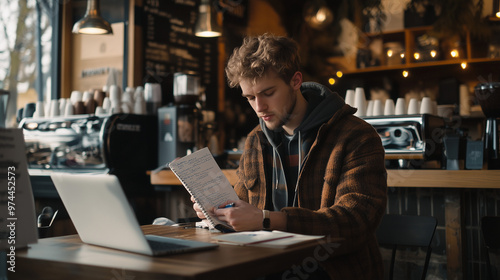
[[13, 225, 337, 280], [150, 169, 500, 280]]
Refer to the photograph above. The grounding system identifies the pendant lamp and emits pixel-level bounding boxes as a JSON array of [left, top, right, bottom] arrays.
[[72, 0, 113, 35], [194, 0, 222, 37]]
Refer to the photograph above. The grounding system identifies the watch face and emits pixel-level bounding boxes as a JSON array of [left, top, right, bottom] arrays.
[[263, 218, 270, 229]]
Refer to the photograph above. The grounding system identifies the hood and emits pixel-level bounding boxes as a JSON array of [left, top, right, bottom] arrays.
[[260, 81, 346, 147]]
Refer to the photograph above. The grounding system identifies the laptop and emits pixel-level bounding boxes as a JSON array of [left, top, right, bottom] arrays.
[[50, 172, 218, 256]]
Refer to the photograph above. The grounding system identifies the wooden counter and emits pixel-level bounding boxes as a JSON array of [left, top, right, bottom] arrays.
[[151, 169, 500, 189]]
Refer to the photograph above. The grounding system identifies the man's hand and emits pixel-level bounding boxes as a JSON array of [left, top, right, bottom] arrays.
[[191, 196, 208, 220], [213, 200, 263, 231]]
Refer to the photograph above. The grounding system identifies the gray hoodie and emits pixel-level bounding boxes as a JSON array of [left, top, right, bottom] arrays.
[[259, 81, 346, 210]]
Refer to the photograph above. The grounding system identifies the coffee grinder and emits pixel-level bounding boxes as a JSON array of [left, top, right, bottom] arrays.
[[475, 82, 500, 169], [158, 73, 201, 165]]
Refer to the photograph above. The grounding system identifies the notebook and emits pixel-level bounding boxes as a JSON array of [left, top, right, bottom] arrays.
[[50, 172, 218, 256], [168, 147, 239, 232]]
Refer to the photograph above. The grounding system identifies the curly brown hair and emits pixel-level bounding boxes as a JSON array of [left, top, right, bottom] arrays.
[[225, 33, 301, 88]]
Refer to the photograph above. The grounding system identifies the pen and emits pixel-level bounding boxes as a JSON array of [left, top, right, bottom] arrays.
[[220, 202, 235, 209]]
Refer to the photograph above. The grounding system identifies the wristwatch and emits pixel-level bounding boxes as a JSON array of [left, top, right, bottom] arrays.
[[262, 210, 270, 230]]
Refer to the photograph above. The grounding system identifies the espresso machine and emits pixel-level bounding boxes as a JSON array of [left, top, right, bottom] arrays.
[[158, 73, 201, 165], [20, 113, 159, 230], [475, 82, 500, 169], [363, 114, 446, 169]]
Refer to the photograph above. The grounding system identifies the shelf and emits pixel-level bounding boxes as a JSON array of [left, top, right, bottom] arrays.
[[342, 25, 500, 76], [343, 57, 500, 75]]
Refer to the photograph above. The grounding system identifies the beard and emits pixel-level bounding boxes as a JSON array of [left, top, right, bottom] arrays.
[[265, 87, 297, 132]]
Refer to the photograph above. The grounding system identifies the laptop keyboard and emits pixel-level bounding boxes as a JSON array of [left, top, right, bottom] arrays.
[[147, 239, 189, 252]]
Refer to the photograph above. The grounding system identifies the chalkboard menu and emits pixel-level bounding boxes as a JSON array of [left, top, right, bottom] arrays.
[[143, 0, 218, 109]]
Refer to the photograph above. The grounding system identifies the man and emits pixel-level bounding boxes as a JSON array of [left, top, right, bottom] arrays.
[[193, 33, 387, 279]]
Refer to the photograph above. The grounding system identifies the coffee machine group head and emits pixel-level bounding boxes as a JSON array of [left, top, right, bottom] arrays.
[[475, 82, 500, 169]]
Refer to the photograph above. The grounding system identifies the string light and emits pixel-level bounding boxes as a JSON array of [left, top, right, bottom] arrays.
[[402, 70, 409, 78], [336, 71, 343, 78], [328, 78, 335, 85]]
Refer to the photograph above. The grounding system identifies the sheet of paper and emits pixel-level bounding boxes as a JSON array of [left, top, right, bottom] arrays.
[[212, 230, 326, 248], [212, 231, 294, 245], [251, 231, 325, 248]]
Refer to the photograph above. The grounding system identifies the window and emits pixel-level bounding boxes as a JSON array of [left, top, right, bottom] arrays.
[[0, 0, 58, 127]]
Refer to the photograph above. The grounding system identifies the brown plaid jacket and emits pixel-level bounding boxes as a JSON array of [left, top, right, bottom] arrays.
[[234, 104, 387, 279]]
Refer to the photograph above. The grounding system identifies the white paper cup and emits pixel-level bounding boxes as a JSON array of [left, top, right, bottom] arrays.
[[384, 99, 395, 115], [420, 97, 433, 114], [134, 86, 144, 101], [70, 91, 83, 105], [102, 97, 111, 112], [59, 98, 67, 115], [109, 85, 121, 103], [408, 98, 419, 114], [372, 99, 384, 116], [395, 98, 406, 115], [49, 99, 60, 117], [354, 87, 367, 117], [121, 102, 132, 113], [110, 104, 122, 114], [35, 101, 45, 118], [64, 102, 74, 116], [82, 91, 93, 103], [134, 99, 146, 115], [95, 106, 106, 116], [345, 89, 355, 106], [366, 100, 374, 116], [122, 90, 133, 104]]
